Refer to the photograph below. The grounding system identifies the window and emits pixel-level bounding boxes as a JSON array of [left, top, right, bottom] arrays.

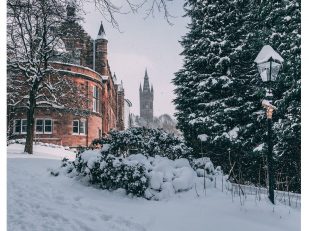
[[21, 120, 27, 134], [36, 119, 53, 134], [13, 119, 27, 134], [13, 120, 21, 134], [36, 119, 44, 133], [73, 120, 79, 134], [79, 121, 85, 134], [93, 85, 99, 112], [73, 120, 86, 135], [44, 119, 52, 134]]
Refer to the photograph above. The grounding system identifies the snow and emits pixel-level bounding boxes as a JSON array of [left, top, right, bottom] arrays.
[[284, 16, 291, 21], [193, 157, 215, 176], [8, 144, 300, 231], [101, 143, 110, 152], [101, 75, 109, 81], [174, 158, 190, 168], [51, 61, 107, 80], [228, 126, 239, 140], [197, 134, 208, 142], [80, 150, 102, 169], [254, 45, 284, 63], [149, 171, 163, 190], [253, 143, 265, 152], [7, 143, 76, 160], [262, 100, 277, 109], [172, 167, 195, 192], [97, 33, 108, 40]]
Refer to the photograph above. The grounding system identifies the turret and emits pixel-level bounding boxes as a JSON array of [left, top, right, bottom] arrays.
[[95, 22, 108, 75]]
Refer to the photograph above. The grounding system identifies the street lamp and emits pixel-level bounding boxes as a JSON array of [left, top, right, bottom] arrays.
[[198, 134, 208, 194], [254, 45, 284, 204]]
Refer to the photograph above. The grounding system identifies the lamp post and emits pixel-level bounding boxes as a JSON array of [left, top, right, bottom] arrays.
[[254, 45, 283, 204], [198, 134, 208, 193]]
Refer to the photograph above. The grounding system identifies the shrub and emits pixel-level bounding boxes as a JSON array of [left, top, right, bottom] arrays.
[[61, 150, 148, 197], [58, 150, 220, 200], [92, 127, 192, 160]]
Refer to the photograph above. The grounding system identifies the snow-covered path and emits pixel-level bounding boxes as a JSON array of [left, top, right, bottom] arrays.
[[8, 144, 300, 231]]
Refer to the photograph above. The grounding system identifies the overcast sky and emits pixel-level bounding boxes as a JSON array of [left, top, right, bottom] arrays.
[[81, 1, 189, 118]]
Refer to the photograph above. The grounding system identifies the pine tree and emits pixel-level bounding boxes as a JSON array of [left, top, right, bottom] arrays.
[[174, 0, 255, 172], [173, 0, 300, 191], [271, 0, 301, 192]]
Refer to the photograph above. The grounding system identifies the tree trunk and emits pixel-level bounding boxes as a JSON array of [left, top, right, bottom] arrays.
[[24, 90, 36, 154]]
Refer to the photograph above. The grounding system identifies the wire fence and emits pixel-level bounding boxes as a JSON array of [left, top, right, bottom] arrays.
[[226, 183, 301, 209]]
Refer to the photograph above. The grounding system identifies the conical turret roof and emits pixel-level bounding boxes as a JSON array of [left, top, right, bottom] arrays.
[[97, 21, 107, 40]]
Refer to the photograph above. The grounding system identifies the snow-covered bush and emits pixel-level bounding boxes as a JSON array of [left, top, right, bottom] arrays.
[[92, 127, 192, 160], [192, 157, 215, 175], [57, 149, 221, 200], [61, 150, 148, 197]]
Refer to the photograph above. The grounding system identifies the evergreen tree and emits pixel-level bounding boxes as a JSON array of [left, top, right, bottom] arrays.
[[271, 0, 301, 192], [174, 0, 256, 174], [173, 0, 300, 191]]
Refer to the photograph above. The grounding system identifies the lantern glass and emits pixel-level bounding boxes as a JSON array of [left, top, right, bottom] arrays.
[[257, 60, 281, 82]]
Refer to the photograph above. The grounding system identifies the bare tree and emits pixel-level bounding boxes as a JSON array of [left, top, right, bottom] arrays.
[[81, 0, 175, 28], [7, 0, 174, 154], [7, 0, 89, 154]]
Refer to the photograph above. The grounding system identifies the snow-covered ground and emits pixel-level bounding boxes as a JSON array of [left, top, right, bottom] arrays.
[[7, 144, 300, 231]]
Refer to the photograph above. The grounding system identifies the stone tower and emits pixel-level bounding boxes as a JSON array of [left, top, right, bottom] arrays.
[[95, 22, 108, 76], [140, 69, 154, 123]]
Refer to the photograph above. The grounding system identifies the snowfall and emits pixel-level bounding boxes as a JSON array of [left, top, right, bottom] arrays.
[[7, 143, 300, 231]]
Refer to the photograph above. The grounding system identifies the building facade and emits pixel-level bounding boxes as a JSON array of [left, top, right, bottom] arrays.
[[139, 70, 154, 123], [7, 5, 125, 147]]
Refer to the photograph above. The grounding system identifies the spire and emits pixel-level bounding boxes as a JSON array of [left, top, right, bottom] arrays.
[[151, 85, 154, 93], [139, 83, 142, 92], [97, 21, 107, 40], [113, 72, 117, 82], [143, 68, 150, 91], [145, 68, 149, 79]]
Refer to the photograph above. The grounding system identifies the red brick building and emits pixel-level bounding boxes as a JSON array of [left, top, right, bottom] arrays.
[[8, 6, 125, 147]]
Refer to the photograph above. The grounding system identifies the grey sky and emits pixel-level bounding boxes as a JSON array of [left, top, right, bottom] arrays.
[[81, 1, 189, 118]]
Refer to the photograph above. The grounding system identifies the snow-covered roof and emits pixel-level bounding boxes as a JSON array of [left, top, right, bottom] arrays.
[[254, 45, 284, 64], [96, 22, 107, 40], [52, 61, 99, 75], [97, 33, 107, 40], [101, 75, 109, 81]]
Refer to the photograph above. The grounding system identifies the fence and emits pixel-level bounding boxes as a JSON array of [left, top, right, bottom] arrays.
[[227, 183, 301, 209]]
